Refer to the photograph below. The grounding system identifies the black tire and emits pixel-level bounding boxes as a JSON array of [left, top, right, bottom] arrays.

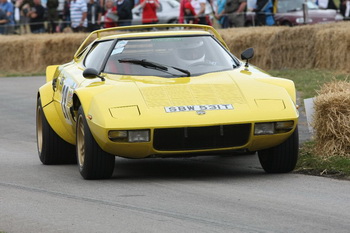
[[258, 127, 299, 173], [245, 21, 253, 27], [168, 19, 178, 24], [76, 106, 115, 180], [281, 21, 292, 27], [36, 97, 76, 164]]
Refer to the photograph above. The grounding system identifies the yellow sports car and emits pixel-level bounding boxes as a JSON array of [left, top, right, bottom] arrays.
[[36, 24, 299, 179]]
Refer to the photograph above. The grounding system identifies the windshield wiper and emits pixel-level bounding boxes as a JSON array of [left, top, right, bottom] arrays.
[[118, 59, 191, 77], [170, 66, 191, 77]]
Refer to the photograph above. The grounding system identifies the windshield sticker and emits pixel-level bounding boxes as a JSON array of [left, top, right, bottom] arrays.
[[165, 104, 234, 113], [111, 40, 128, 55]]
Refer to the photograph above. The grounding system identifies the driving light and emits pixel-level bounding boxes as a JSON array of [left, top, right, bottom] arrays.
[[254, 123, 274, 135], [128, 130, 150, 142]]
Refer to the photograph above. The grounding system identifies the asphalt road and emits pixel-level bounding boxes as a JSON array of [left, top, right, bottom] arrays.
[[1, 76, 349, 233]]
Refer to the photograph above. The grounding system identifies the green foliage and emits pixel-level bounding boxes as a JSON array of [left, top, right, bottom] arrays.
[[296, 141, 350, 179]]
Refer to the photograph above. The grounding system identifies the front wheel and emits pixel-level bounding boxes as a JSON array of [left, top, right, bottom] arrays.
[[258, 127, 299, 173], [76, 106, 115, 179]]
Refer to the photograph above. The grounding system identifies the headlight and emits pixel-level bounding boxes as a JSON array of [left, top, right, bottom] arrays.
[[255, 121, 294, 135], [295, 17, 304, 24], [295, 18, 313, 24], [254, 123, 274, 135], [335, 13, 344, 21], [108, 130, 150, 142], [275, 121, 294, 133]]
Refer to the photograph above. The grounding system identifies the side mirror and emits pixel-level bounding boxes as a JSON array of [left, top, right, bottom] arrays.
[[83, 68, 105, 81], [241, 48, 254, 69]]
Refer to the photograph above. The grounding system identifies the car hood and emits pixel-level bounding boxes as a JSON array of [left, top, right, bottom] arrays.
[[84, 68, 298, 129]]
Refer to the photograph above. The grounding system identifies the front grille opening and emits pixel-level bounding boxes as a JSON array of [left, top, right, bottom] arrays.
[[153, 124, 251, 151]]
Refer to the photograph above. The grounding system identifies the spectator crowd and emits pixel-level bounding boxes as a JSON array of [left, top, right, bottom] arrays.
[[0, 0, 348, 34]]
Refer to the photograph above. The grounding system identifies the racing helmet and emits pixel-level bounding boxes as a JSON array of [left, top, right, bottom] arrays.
[[175, 39, 205, 65]]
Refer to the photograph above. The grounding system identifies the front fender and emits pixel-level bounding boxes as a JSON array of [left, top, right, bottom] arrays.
[[257, 77, 297, 104], [38, 81, 54, 107], [73, 83, 115, 116], [38, 81, 76, 145], [46, 65, 59, 82]]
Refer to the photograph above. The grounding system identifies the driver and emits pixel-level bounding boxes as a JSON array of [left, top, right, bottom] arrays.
[[175, 40, 206, 66]]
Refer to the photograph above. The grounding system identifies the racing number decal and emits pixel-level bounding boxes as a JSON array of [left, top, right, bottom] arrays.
[[60, 79, 77, 124], [61, 84, 70, 120]]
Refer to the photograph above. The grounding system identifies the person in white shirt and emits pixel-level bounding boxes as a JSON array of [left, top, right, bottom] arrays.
[[70, 0, 88, 32]]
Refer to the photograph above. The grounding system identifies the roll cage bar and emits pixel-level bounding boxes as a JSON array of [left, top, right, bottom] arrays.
[[73, 24, 229, 61]]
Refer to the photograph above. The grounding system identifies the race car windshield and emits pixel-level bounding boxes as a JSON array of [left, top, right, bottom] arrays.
[[104, 36, 238, 77]]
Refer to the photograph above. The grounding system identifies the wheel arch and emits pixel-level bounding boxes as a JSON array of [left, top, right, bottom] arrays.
[[37, 82, 76, 145], [72, 89, 95, 116], [38, 81, 54, 107], [281, 20, 293, 26]]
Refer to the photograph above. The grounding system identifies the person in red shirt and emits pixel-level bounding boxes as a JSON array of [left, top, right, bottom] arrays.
[[178, 0, 191, 23], [183, 2, 197, 24], [140, 0, 160, 24], [104, 0, 118, 28]]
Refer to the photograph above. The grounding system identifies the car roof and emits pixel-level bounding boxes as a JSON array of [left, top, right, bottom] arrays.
[[73, 24, 229, 61]]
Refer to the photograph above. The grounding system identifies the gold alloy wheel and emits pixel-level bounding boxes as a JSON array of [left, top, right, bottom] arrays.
[[77, 115, 85, 168], [36, 104, 43, 153]]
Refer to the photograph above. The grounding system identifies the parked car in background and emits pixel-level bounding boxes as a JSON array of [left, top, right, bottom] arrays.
[[246, 0, 343, 26], [132, 0, 180, 25]]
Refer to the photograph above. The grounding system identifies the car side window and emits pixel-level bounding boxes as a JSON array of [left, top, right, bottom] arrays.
[[157, 3, 162, 12], [84, 40, 114, 71]]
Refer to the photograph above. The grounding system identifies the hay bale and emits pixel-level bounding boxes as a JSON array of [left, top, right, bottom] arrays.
[[2, 22, 350, 74], [220, 22, 350, 71], [314, 26, 350, 72], [313, 80, 350, 157], [219, 26, 283, 69], [268, 25, 319, 70], [0, 33, 88, 74]]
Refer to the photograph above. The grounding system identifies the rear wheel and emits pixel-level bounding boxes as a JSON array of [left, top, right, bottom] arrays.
[[258, 127, 299, 173], [36, 97, 76, 164], [281, 21, 292, 27], [76, 106, 115, 180]]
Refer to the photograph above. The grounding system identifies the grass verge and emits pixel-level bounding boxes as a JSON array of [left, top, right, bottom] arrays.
[[296, 141, 350, 180], [269, 69, 350, 180]]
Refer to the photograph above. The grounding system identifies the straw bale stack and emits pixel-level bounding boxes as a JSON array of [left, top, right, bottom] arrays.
[[0, 33, 87, 74], [1, 22, 350, 74], [220, 22, 350, 71], [219, 26, 282, 69], [313, 80, 350, 157]]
